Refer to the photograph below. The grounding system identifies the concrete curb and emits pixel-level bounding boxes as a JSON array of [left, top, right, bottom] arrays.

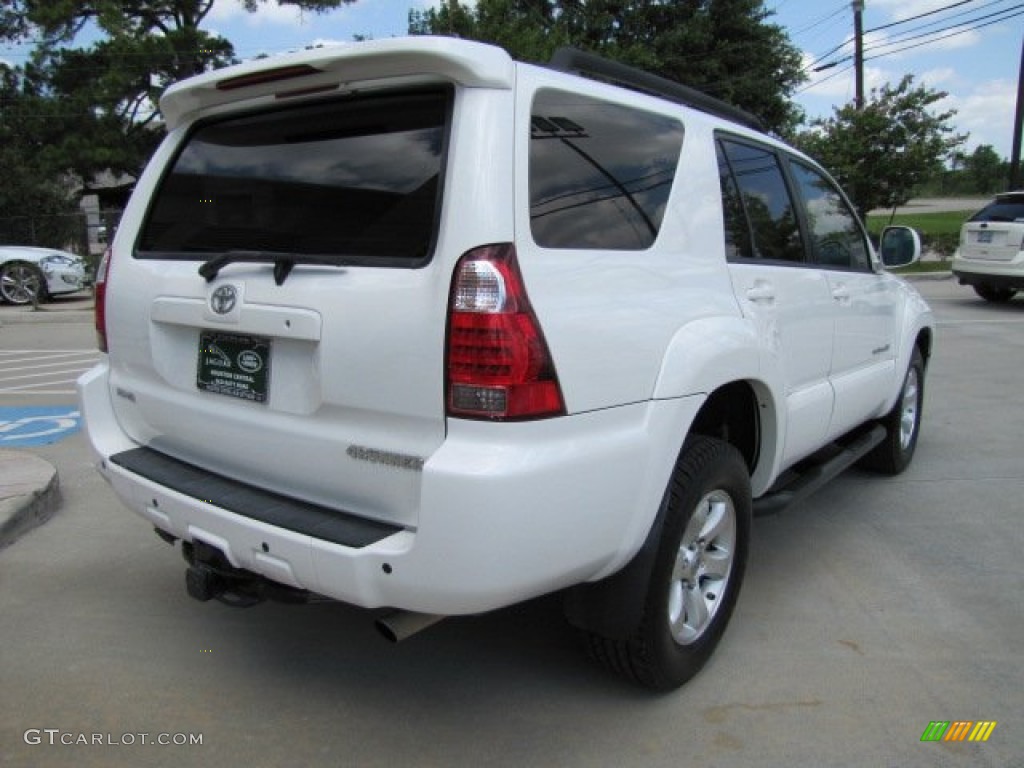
[[0, 308, 94, 326], [0, 293, 93, 327], [0, 450, 60, 550], [900, 270, 954, 282]]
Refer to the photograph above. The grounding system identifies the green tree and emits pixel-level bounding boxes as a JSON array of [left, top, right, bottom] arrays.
[[409, 0, 806, 134], [795, 76, 966, 221], [1, 0, 355, 184], [962, 145, 1006, 195], [0, 65, 81, 248]]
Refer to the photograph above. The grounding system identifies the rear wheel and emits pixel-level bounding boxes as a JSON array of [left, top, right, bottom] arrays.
[[860, 347, 925, 475], [973, 284, 1017, 303], [0, 261, 46, 305], [583, 436, 751, 690]]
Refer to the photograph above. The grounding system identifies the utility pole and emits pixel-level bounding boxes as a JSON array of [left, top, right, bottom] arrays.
[[853, 0, 865, 110], [1010, 34, 1023, 190]]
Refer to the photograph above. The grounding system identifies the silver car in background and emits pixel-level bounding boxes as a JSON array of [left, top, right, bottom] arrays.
[[0, 245, 89, 305]]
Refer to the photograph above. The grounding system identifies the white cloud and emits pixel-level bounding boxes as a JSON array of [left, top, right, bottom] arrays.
[[942, 79, 1017, 157], [308, 38, 348, 48], [207, 0, 313, 28], [869, 0, 961, 22]]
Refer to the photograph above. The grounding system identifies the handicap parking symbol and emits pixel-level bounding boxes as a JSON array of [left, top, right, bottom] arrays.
[[0, 407, 83, 447]]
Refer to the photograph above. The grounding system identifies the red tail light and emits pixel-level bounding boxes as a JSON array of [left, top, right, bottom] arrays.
[[446, 244, 565, 420], [94, 248, 111, 353]]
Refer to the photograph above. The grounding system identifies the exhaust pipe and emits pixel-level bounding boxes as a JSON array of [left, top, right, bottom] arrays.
[[375, 610, 446, 643]]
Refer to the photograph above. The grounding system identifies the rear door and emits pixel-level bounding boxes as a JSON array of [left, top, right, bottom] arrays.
[[105, 86, 464, 529], [717, 137, 836, 466]]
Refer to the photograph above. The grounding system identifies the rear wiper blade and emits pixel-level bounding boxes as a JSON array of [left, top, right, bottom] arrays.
[[198, 250, 342, 286]]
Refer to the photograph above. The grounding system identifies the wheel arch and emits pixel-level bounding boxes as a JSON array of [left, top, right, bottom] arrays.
[[687, 378, 779, 496], [565, 378, 779, 641]]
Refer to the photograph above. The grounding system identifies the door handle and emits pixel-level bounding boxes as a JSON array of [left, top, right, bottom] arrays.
[[831, 284, 851, 303], [745, 282, 775, 303]]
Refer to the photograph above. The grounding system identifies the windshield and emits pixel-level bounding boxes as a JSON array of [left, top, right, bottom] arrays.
[[137, 87, 452, 266]]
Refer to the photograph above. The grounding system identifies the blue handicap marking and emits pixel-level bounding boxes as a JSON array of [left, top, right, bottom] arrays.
[[0, 406, 83, 447]]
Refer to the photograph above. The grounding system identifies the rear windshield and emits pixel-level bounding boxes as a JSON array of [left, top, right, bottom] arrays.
[[969, 196, 1024, 223], [137, 87, 451, 266]]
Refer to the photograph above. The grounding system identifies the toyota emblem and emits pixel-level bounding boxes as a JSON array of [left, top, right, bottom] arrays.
[[210, 285, 237, 315]]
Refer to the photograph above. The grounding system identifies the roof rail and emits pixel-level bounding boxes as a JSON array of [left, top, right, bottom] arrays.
[[548, 47, 765, 132]]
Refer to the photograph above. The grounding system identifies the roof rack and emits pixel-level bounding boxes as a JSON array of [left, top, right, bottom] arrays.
[[548, 47, 765, 132]]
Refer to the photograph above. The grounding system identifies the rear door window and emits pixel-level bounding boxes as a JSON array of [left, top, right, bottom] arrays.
[[137, 87, 452, 266], [716, 138, 804, 263], [529, 89, 684, 250]]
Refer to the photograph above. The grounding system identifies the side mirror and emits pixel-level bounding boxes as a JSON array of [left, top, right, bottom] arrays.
[[880, 225, 921, 268]]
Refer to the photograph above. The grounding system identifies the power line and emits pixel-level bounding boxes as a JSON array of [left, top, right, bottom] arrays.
[[797, 62, 855, 95], [865, 0, 977, 33], [802, 0, 1013, 72], [788, 2, 849, 38], [863, 4, 1023, 56], [810, 3, 1022, 72], [891, 0, 1018, 43], [864, 7, 1024, 60]]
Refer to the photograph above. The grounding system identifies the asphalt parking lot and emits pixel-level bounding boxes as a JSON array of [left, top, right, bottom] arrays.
[[0, 276, 1021, 767]]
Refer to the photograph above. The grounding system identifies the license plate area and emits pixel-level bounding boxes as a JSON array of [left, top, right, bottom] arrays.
[[977, 230, 993, 244], [197, 331, 271, 403]]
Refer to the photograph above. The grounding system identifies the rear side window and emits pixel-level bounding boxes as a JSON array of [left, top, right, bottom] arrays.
[[969, 196, 1024, 223], [529, 89, 684, 250], [137, 88, 451, 266]]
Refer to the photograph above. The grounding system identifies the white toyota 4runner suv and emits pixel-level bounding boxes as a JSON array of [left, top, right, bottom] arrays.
[[79, 38, 934, 690]]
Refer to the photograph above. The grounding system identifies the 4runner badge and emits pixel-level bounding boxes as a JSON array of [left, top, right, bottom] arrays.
[[210, 285, 237, 315]]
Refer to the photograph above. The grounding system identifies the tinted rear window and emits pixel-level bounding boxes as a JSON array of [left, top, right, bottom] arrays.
[[529, 89, 684, 250], [970, 196, 1024, 223], [137, 88, 451, 265]]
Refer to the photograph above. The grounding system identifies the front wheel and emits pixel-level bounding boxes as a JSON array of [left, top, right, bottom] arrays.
[[583, 436, 751, 690], [859, 347, 925, 475]]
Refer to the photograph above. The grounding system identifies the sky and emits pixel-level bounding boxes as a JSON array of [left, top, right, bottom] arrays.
[[2, 0, 1021, 158]]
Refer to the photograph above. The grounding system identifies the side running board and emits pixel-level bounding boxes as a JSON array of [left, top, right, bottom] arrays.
[[753, 425, 887, 516]]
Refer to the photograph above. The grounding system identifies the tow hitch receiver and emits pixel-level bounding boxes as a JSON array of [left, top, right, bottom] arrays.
[[181, 540, 311, 607], [185, 562, 226, 603]]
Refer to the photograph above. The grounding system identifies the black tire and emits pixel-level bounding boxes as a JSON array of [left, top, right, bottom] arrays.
[[0, 261, 46, 305], [583, 436, 751, 690], [859, 347, 925, 475], [973, 285, 1017, 303]]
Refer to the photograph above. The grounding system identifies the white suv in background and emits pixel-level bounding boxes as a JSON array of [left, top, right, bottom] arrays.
[[79, 38, 934, 690], [952, 191, 1024, 302]]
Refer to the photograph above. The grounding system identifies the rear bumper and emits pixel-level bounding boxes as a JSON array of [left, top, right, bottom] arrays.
[[79, 361, 700, 615], [952, 251, 1024, 290]]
